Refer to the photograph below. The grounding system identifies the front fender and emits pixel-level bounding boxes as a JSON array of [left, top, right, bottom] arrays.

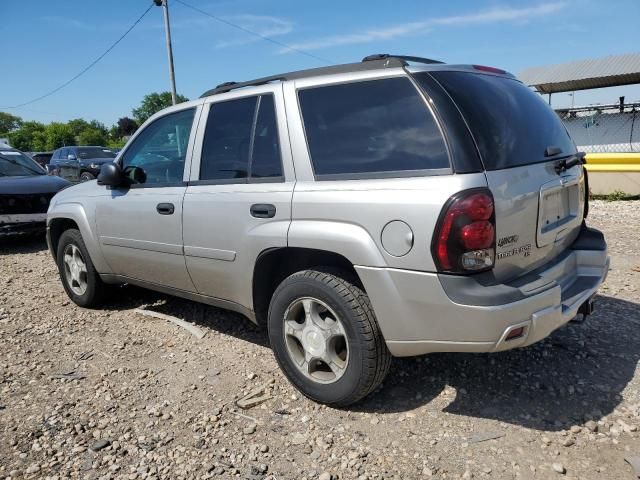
[[287, 220, 386, 267], [47, 202, 112, 274]]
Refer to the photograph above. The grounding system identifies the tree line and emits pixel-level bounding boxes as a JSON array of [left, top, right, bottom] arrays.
[[0, 91, 188, 152]]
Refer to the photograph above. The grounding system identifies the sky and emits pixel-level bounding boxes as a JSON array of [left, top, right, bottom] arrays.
[[2, 0, 640, 127]]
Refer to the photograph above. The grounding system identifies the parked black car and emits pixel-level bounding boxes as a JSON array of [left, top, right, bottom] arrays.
[[1, 147, 70, 238], [49, 146, 117, 182], [29, 151, 54, 169]]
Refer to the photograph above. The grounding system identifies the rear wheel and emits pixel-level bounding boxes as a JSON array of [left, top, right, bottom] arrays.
[[56, 229, 105, 307], [268, 269, 391, 407]]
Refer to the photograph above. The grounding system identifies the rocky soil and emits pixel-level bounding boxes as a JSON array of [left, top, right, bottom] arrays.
[[1, 200, 639, 480]]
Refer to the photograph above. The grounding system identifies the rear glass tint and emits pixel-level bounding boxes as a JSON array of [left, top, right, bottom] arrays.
[[422, 71, 576, 170], [298, 77, 449, 178]]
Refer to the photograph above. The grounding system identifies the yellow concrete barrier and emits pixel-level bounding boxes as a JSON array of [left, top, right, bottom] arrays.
[[584, 153, 640, 172]]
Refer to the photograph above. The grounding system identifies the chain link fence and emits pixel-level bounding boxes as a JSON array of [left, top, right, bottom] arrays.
[[557, 103, 640, 153]]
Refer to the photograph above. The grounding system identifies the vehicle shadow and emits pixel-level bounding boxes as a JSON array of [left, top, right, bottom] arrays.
[[0, 235, 48, 255], [355, 294, 640, 431], [100, 284, 269, 348], [95, 286, 639, 432]]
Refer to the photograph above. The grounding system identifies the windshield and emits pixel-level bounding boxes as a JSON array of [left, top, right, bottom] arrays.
[[418, 71, 577, 170], [0, 150, 45, 177], [75, 147, 117, 160]]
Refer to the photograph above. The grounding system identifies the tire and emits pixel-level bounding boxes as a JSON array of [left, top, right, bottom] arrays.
[[268, 269, 391, 407], [56, 229, 105, 307], [79, 172, 95, 182]]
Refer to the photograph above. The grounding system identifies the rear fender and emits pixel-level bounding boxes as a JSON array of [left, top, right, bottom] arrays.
[[287, 220, 386, 267]]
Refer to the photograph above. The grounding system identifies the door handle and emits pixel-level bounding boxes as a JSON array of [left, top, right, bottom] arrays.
[[250, 203, 276, 218], [156, 203, 175, 215]]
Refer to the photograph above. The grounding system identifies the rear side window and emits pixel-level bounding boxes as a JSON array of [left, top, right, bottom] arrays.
[[423, 71, 577, 170], [199, 95, 283, 182], [298, 77, 449, 178]]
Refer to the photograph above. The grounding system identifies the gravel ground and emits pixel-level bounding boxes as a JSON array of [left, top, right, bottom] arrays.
[[1, 200, 639, 480]]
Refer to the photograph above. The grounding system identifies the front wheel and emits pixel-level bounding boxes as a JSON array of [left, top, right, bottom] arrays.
[[268, 269, 391, 407], [79, 172, 95, 182], [56, 229, 105, 307]]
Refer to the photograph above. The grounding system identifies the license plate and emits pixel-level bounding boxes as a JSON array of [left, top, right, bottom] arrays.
[[537, 176, 581, 247]]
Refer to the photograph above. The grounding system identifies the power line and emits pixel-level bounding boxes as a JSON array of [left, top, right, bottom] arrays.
[[2, 3, 154, 109], [174, 0, 332, 65]]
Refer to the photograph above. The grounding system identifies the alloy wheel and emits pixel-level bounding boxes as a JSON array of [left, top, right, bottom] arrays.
[[283, 297, 349, 384]]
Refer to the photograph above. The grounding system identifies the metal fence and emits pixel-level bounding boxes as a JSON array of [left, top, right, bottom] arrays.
[[557, 103, 640, 153]]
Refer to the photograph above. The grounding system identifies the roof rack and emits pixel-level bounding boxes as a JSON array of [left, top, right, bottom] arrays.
[[362, 53, 444, 65], [200, 54, 444, 98]]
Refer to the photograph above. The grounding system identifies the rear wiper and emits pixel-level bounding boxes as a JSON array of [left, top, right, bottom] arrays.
[[544, 145, 563, 157], [554, 152, 586, 174]]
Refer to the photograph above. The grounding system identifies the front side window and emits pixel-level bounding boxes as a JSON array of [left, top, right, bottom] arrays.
[[121, 108, 195, 185], [298, 77, 449, 178], [199, 95, 283, 182]]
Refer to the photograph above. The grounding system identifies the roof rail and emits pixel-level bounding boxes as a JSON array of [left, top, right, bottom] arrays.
[[201, 74, 287, 97], [215, 81, 238, 89], [362, 53, 444, 65], [200, 54, 444, 98]]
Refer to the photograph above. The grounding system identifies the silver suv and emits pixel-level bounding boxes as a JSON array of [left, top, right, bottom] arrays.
[[47, 55, 609, 406]]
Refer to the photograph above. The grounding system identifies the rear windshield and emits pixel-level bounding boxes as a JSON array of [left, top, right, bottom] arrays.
[[420, 71, 576, 170]]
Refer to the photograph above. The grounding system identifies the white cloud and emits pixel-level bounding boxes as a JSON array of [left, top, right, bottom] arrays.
[[279, 3, 566, 52], [214, 15, 294, 48]]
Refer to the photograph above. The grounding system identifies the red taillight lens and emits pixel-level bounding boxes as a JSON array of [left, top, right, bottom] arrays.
[[432, 189, 496, 273], [459, 193, 493, 221], [461, 221, 494, 250]]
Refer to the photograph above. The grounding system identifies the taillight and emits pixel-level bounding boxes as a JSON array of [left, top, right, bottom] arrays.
[[432, 189, 496, 273]]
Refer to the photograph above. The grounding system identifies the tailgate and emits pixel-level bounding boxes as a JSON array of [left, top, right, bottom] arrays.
[[486, 162, 585, 281], [425, 69, 586, 281]]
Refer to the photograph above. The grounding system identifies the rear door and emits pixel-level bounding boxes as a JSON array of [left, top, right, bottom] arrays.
[[419, 70, 585, 282], [183, 85, 294, 309]]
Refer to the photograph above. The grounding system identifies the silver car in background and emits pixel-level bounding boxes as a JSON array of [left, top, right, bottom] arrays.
[[46, 55, 608, 406]]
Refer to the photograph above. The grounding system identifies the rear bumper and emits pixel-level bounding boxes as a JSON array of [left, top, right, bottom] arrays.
[[356, 226, 609, 357]]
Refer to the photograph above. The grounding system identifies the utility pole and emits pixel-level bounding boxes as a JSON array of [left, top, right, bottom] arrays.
[[154, 0, 177, 105]]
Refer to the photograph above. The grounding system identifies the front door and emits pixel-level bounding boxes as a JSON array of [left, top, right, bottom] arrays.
[[95, 105, 201, 291], [182, 86, 294, 310], [57, 148, 77, 182]]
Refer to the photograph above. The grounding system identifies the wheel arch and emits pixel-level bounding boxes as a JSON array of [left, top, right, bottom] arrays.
[[252, 247, 364, 326], [47, 204, 111, 273]]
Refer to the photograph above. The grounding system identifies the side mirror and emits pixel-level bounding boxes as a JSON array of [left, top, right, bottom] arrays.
[[97, 162, 124, 187], [67, 154, 77, 161]]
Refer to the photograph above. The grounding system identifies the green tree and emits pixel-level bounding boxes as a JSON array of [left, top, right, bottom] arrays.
[[32, 130, 47, 151], [107, 137, 127, 149], [44, 123, 75, 150], [77, 127, 108, 146], [67, 118, 91, 138], [68, 118, 109, 145], [117, 116, 138, 137], [132, 91, 188, 125], [0, 112, 23, 135], [7, 121, 46, 151]]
